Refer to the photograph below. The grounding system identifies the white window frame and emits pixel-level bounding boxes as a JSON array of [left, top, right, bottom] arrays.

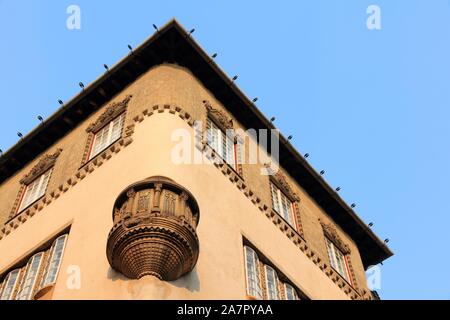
[[284, 283, 299, 300], [18, 168, 53, 213], [206, 118, 237, 169], [16, 252, 44, 300], [88, 112, 125, 160], [0, 269, 21, 300], [40, 235, 68, 288], [244, 246, 263, 299], [264, 265, 280, 300], [270, 183, 295, 227], [326, 238, 351, 283]]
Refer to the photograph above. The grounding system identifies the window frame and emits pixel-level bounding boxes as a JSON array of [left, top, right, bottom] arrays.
[[40, 235, 68, 289], [270, 182, 296, 228], [206, 118, 237, 170], [17, 168, 53, 213], [88, 112, 126, 161], [325, 238, 352, 284], [0, 269, 21, 300], [243, 246, 263, 300], [264, 265, 280, 300], [284, 283, 299, 300], [16, 252, 44, 300]]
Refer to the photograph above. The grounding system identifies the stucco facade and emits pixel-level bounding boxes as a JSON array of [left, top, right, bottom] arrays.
[[0, 20, 391, 300]]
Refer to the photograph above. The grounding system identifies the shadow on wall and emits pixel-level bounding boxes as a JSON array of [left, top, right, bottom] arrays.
[[169, 266, 201, 293], [106, 266, 201, 298], [107, 267, 129, 282]]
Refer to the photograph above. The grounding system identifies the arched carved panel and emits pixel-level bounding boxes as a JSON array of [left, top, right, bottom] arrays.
[[106, 176, 200, 281]]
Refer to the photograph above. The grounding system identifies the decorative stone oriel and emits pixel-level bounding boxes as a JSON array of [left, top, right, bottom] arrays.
[[106, 176, 200, 281]]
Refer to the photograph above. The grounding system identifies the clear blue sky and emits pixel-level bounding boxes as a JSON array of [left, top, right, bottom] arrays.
[[1, 0, 449, 299]]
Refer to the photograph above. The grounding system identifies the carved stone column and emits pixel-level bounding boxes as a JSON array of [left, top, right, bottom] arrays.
[[106, 176, 200, 281]]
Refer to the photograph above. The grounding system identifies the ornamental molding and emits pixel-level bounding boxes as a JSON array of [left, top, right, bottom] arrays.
[[320, 220, 351, 255], [203, 100, 234, 131], [20, 148, 62, 185], [86, 95, 132, 133], [264, 164, 300, 202]]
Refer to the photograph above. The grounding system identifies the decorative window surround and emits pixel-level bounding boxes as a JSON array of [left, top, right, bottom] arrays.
[[81, 95, 132, 166], [8, 148, 62, 221], [18, 169, 53, 213], [0, 103, 370, 300], [206, 118, 236, 169], [320, 220, 360, 291], [202, 100, 244, 177], [265, 164, 304, 237], [204, 100, 234, 132]]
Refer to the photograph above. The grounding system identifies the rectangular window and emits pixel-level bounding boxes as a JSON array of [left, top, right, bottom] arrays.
[[244, 246, 263, 299], [18, 169, 52, 212], [0, 233, 69, 300], [264, 265, 280, 300], [40, 235, 68, 288], [206, 118, 236, 169], [326, 238, 351, 283], [284, 283, 299, 300], [89, 113, 125, 160], [270, 183, 294, 227], [243, 243, 305, 300], [0, 269, 20, 300], [16, 253, 44, 300]]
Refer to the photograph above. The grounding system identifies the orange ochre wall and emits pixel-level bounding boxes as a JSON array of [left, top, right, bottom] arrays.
[[0, 64, 369, 300]]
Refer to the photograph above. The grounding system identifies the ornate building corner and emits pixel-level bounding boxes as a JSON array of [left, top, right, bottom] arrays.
[[106, 176, 200, 281], [320, 220, 351, 255], [86, 95, 132, 133], [19, 148, 62, 185], [203, 100, 233, 131]]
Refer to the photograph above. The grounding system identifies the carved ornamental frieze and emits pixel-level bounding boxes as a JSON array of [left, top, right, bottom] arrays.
[[203, 100, 233, 131], [320, 220, 351, 255], [106, 176, 200, 281], [86, 95, 132, 133], [20, 148, 62, 185]]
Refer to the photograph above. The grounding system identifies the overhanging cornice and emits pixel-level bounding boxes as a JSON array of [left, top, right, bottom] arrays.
[[0, 19, 393, 268]]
